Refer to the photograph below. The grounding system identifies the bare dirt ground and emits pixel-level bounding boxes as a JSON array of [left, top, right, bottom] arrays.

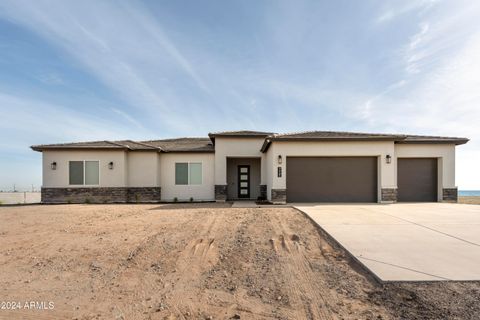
[[459, 196, 480, 205], [1, 204, 480, 320]]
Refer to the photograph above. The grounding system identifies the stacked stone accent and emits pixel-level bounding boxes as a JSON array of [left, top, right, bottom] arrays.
[[214, 185, 228, 202], [442, 188, 458, 202], [41, 187, 161, 204], [271, 189, 287, 204], [381, 188, 397, 202], [127, 187, 161, 203], [259, 185, 267, 200]]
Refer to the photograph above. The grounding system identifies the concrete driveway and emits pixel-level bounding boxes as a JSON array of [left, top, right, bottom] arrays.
[[295, 203, 480, 282]]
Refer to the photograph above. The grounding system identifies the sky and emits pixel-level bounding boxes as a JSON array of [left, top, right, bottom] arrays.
[[0, 0, 479, 191]]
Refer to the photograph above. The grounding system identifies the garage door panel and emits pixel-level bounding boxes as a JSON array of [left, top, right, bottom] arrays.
[[398, 158, 437, 202], [287, 157, 377, 202]]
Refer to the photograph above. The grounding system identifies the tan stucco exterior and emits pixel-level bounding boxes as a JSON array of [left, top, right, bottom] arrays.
[[214, 137, 265, 185], [159, 152, 215, 201], [395, 144, 456, 201], [39, 137, 460, 203], [42, 150, 127, 187], [127, 152, 159, 187], [266, 141, 395, 201]]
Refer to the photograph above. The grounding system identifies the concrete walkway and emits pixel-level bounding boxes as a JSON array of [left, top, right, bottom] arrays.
[[295, 203, 480, 282], [232, 201, 260, 208]]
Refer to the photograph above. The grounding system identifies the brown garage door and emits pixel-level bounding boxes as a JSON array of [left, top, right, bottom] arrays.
[[286, 157, 378, 202], [398, 158, 437, 202]]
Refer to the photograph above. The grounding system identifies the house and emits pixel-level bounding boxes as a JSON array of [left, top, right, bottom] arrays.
[[31, 130, 468, 204]]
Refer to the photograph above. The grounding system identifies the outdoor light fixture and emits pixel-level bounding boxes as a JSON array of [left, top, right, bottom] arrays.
[[278, 155, 282, 164], [51, 162, 57, 170], [386, 154, 392, 164], [108, 161, 114, 170]]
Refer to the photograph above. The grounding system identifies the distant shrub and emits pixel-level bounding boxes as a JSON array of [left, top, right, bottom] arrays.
[[85, 198, 91, 204], [135, 193, 140, 203], [67, 199, 72, 204], [189, 197, 194, 202], [173, 197, 178, 202], [0, 200, 3, 205]]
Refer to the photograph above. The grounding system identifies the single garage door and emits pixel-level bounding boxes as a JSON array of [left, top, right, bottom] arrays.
[[398, 158, 437, 202], [286, 157, 378, 202]]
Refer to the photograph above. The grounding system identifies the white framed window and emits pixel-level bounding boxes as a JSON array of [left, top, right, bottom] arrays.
[[175, 162, 202, 185], [69, 160, 99, 185]]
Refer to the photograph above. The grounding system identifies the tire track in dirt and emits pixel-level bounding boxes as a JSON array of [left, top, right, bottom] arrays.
[[164, 212, 228, 317], [269, 212, 335, 320]]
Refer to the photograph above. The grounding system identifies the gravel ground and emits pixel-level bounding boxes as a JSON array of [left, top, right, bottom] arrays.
[[0, 204, 479, 320]]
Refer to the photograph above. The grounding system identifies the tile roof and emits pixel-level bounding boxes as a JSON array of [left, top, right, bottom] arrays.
[[31, 138, 213, 152], [260, 130, 469, 151], [270, 130, 405, 139], [208, 130, 275, 138], [140, 138, 214, 152], [31, 130, 468, 152], [398, 135, 469, 145], [31, 140, 127, 151], [110, 140, 159, 150]]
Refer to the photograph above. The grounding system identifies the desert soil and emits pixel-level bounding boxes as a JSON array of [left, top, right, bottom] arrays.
[[1, 204, 480, 320]]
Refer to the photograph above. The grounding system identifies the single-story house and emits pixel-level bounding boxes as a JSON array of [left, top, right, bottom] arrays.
[[31, 130, 468, 204]]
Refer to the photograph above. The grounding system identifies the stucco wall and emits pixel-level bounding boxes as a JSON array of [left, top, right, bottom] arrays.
[[269, 140, 396, 192], [42, 150, 127, 187], [127, 152, 159, 187], [214, 137, 265, 185], [395, 144, 456, 200], [159, 153, 215, 201], [264, 147, 274, 201]]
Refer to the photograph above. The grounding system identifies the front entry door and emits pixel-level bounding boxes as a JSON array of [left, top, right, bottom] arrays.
[[238, 165, 250, 198]]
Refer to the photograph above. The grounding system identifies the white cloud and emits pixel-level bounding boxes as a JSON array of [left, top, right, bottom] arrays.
[[375, 0, 437, 24], [0, 0, 209, 132], [355, 3, 480, 188]]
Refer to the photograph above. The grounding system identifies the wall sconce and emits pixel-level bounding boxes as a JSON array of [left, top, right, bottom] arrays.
[[51, 162, 57, 170], [108, 161, 114, 170], [386, 154, 392, 164], [278, 155, 282, 164]]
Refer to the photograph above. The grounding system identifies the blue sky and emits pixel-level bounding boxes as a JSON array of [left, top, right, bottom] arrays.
[[0, 0, 479, 190]]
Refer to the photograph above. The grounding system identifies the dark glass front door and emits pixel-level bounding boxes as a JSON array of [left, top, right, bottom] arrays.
[[238, 165, 250, 198]]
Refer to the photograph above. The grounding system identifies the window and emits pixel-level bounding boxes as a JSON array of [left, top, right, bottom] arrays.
[[189, 163, 202, 185], [175, 162, 202, 185], [69, 161, 84, 185], [175, 163, 188, 185], [85, 161, 99, 185], [69, 161, 99, 185]]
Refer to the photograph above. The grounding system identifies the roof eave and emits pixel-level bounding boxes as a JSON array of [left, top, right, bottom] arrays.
[[260, 139, 271, 153], [209, 133, 272, 139], [270, 137, 404, 142], [396, 139, 469, 145], [30, 146, 127, 152], [162, 149, 215, 153]]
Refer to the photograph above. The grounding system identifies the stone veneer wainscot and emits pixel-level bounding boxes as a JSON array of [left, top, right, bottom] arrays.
[[41, 187, 161, 204]]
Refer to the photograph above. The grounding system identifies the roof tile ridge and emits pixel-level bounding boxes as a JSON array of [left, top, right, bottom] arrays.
[[105, 140, 130, 149], [129, 140, 164, 151], [275, 130, 407, 138], [274, 130, 317, 137]]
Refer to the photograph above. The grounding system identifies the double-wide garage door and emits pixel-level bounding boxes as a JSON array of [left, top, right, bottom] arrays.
[[286, 157, 378, 202]]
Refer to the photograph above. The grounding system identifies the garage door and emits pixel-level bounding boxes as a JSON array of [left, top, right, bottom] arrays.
[[398, 158, 437, 202], [286, 157, 378, 202]]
